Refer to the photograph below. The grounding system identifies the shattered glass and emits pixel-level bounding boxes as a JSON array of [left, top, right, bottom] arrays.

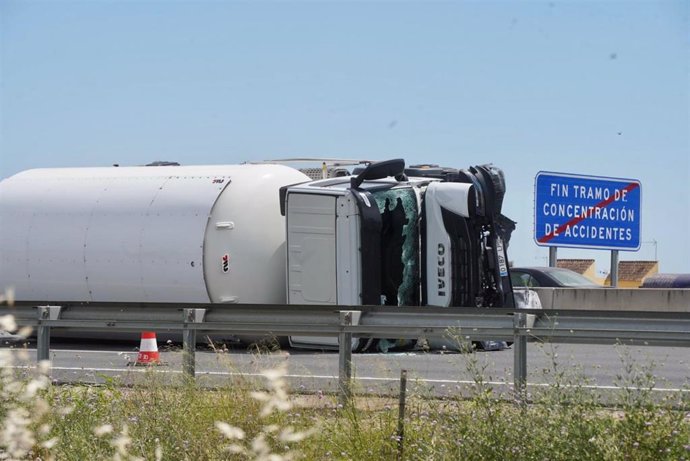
[[372, 187, 419, 307]]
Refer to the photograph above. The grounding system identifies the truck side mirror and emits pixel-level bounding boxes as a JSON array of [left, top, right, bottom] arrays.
[[350, 159, 406, 189]]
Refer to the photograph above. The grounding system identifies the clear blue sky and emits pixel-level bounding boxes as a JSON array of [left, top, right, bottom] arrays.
[[1, 1, 688, 274]]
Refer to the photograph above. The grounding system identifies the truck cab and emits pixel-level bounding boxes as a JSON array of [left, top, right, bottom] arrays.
[[282, 159, 515, 349], [283, 160, 424, 309]]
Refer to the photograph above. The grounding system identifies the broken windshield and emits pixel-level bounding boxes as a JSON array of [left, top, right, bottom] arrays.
[[372, 187, 419, 306]]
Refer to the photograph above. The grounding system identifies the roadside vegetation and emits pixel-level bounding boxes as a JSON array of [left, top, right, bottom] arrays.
[[0, 302, 688, 460], [0, 346, 687, 460]]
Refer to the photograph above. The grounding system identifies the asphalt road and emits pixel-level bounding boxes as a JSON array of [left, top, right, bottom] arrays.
[[3, 339, 688, 401]]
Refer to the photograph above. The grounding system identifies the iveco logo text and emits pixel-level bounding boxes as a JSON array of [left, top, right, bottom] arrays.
[[437, 243, 446, 297]]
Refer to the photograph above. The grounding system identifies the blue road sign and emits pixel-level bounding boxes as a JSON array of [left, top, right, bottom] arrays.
[[534, 172, 641, 251]]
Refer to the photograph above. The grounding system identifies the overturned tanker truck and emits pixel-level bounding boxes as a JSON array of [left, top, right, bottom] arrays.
[[0, 158, 515, 349]]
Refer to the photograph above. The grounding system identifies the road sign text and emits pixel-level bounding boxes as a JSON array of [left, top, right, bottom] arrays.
[[534, 172, 641, 251]]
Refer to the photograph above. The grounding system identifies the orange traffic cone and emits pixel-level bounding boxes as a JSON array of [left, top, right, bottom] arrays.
[[132, 331, 162, 366]]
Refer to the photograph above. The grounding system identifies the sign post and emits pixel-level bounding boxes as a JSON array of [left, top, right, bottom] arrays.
[[548, 247, 557, 268], [611, 250, 619, 287], [534, 172, 641, 284]]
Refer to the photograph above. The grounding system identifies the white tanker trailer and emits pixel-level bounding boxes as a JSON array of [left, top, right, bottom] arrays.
[[0, 163, 310, 305]]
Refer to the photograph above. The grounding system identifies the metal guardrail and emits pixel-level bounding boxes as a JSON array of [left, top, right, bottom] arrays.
[[2, 302, 690, 403]]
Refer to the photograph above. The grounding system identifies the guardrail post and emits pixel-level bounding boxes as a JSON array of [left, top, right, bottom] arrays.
[[183, 308, 206, 378], [37, 306, 62, 363], [338, 311, 354, 407], [513, 312, 528, 403], [396, 369, 408, 461]]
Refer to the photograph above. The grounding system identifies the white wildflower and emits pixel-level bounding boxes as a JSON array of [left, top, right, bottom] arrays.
[[38, 360, 52, 375], [1, 407, 35, 458], [94, 424, 114, 437], [0, 329, 60, 461], [3, 380, 23, 399], [41, 437, 59, 449], [217, 363, 312, 461], [268, 455, 286, 461], [112, 425, 138, 461], [0, 287, 15, 305], [29, 398, 50, 421], [279, 427, 315, 443], [225, 444, 247, 454], [251, 390, 270, 402], [251, 434, 271, 458], [215, 421, 245, 440], [155, 439, 163, 461], [0, 314, 17, 332], [59, 405, 75, 416], [15, 348, 30, 362], [264, 424, 280, 434], [24, 377, 49, 399], [261, 367, 286, 381]]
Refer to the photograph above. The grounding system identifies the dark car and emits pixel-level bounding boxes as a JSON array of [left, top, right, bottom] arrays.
[[510, 267, 600, 288]]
